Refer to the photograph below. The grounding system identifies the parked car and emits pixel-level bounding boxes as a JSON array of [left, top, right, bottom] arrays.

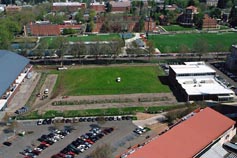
[[3, 141, 12, 146], [15, 106, 28, 114]]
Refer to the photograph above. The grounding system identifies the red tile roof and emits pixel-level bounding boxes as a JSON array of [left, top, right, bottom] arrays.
[[128, 107, 235, 158], [186, 5, 197, 10], [203, 14, 218, 28]]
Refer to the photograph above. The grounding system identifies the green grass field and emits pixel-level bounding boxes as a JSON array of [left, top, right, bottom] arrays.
[[41, 34, 120, 45], [149, 32, 237, 53], [162, 25, 195, 32], [55, 66, 170, 96]]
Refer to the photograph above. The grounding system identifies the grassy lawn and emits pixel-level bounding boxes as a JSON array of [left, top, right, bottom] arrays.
[[13, 37, 38, 43], [54, 66, 170, 96], [18, 104, 187, 119], [41, 34, 120, 45], [149, 32, 237, 53], [162, 25, 195, 32]]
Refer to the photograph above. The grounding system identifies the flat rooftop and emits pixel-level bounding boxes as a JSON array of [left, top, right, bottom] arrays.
[[170, 62, 215, 75], [170, 64, 215, 74], [128, 107, 235, 158], [53, 2, 85, 6], [177, 76, 234, 95]]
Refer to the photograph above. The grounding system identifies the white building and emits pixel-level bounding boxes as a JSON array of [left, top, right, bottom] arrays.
[[169, 62, 234, 102]]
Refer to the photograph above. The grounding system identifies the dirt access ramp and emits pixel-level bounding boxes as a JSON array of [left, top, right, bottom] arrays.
[[34, 74, 58, 107]]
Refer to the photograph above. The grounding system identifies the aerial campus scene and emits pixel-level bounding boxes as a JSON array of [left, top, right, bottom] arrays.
[[1, 0, 237, 158]]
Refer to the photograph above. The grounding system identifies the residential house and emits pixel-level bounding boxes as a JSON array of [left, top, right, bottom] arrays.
[[178, 5, 198, 26], [202, 14, 218, 29]]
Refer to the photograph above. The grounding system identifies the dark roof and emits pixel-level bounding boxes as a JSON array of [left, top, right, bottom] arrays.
[[0, 50, 29, 97]]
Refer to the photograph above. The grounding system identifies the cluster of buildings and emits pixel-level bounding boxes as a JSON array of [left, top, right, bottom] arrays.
[[0, 51, 31, 111], [51, 0, 131, 13], [177, 5, 218, 28]]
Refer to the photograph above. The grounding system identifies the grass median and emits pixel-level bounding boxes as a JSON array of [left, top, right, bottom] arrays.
[[17, 104, 188, 119]]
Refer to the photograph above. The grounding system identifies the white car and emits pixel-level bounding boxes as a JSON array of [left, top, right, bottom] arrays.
[[57, 66, 68, 70]]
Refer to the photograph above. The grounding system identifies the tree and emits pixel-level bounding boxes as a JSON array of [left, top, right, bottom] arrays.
[[89, 10, 96, 22], [193, 38, 209, 60], [176, 0, 188, 8], [89, 144, 113, 158], [137, 16, 145, 32], [45, 13, 65, 24], [75, 9, 85, 23], [70, 42, 87, 64], [50, 37, 68, 66], [62, 28, 78, 35], [179, 44, 190, 54], [87, 21, 95, 32], [193, 12, 204, 29], [229, 5, 237, 27], [210, 8, 222, 19], [146, 41, 155, 60], [187, 0, 195, 6], [105, 2, 112, 12], [167, 10, 179, 24], [214, 42, 224, 59], [0, 27, 12, 49], [217, 0, 228, 9], [109, 38, 124, 61]]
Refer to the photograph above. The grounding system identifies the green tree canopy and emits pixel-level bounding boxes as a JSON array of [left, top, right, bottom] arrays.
[[75, 9, 85, 23], [217, 0, 229, 9], [194, 12, 204, 29], [193, 38, 209, 60], [229, 5, 237, 27]]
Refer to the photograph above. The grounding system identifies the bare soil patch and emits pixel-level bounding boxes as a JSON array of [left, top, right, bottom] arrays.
[[136, 112, 158, 120]]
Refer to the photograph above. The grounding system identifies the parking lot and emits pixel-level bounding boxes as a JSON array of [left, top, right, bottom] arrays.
[[0, 119, 153, 158], [209, 62, 237, 90]]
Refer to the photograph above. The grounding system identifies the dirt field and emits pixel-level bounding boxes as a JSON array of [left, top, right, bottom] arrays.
[[33, 74, 58, 110]]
